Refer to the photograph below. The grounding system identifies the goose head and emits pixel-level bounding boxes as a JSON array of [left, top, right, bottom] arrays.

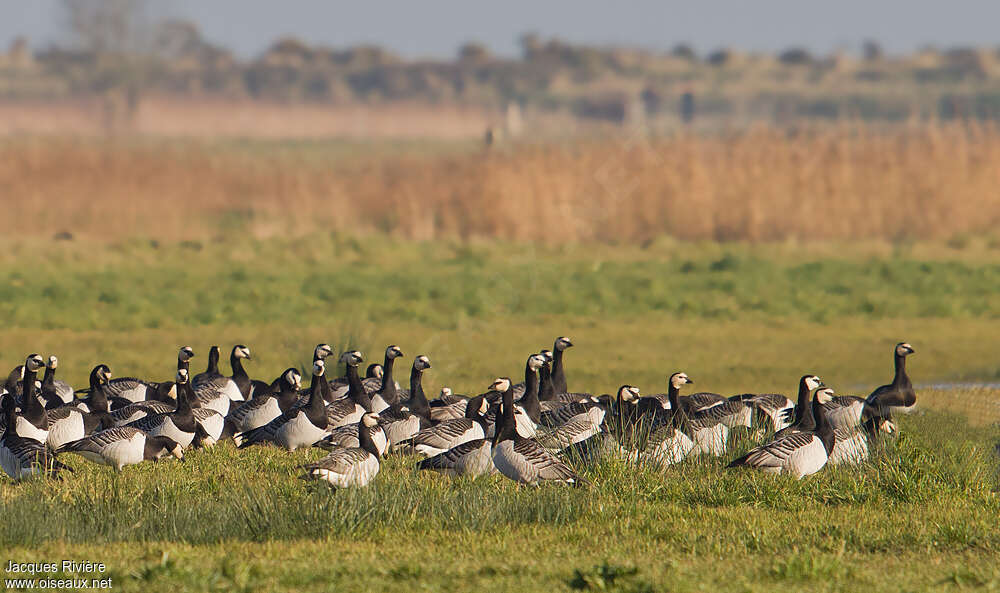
[[175, 368, 189, 384], [895, 342, 915, 357], [283, 368, 302, 390], [539, 349, 554, 363], [171, 443, 186, 461], [361, 412, 380, 428], [339, 350, 363, 367], [233, 345, 251, 360], [803, 375, 824, 391], [814, 387, 835, 404], [879, 419, 897, 434], [618, 385, 641, 402], [178, 346, 195, 362], [365, 364, 384, 379], [439, 387, 453, 397], [313, 359, 326, 377], [414, 355, 432, 372], [489, 377, 512, 393], [47, 355, 58, 370], [669, 372, 693, 390], [478, 396, 489, 415], [385, 345, 404, 360], [314, 343, 334, 360], [554, 337, 574, 352], [24, 354, 45, 373], [528, 353, 545, 372]]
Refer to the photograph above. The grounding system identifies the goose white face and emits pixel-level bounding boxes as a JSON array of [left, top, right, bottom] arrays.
[[618, 385, 640, 401], [880, 419, 897, 434], [285, 369, 302, 389], [815, 387, 834, 404], [176, 368, 188, 384], [670, 373, 692, 389], [171, 444, 185, 460], [555, 337, 573, 351], [478, 398, 489, 414], [415, 355, 431, 371], [339, 351, 363, 366], [540, 350, 553, 362], [313, 360, 326, 376], [490, 377, 511, 392], [25, 354, 45, 372], [235, 345, 251, 359], [440, 387, 453, 397], [805, 375, 823, 391], [896, 343, 914, 356], [47, 355, 58, 369], [315, 344, 333, 359], [528, 354, 545, 371], [386, 345, 404, 359], [372, 365, 384, 378], [179, 347, 195, 361], [361, 413, 380, 428]]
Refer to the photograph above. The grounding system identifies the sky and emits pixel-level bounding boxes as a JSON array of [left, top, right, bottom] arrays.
[[0, 0, 997, 59]]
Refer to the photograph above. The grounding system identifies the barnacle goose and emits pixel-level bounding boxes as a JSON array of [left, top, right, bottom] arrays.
[[103, 346, 192, 404], [236, 360, 330, 451], [1, 398, 69, 480], [376, 356, 434, 446], [491, 377, 588, 487], [866, 342, 916, 413], [371, 345, 405, 413], [45, 404, 107, 450], [428, 387, 468, 422], [72, 364, 132, 413], [324, 351, 373, 428], [192, 345, 223, 388], [727, 386, 836, 479], [227, 368, 302, 433], [398, 394, 488, 456], [56, 427, 184, 470], [637, 375, 697, 464], [40, 356, 74, 406], [773, 376, 825, 439], [191, 346, 247, 415], [106, 400, 177, 427], [302, 412, 381, 488], [11, 354, 50, 443], [125, 368, 197, 449], [417, 436, 496, 477]]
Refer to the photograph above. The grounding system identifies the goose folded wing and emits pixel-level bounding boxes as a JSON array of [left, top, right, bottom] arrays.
[[736, 432, 817, 467]]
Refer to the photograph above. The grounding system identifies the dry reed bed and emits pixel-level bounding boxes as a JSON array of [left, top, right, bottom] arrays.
[[2, 124, 999, 243]]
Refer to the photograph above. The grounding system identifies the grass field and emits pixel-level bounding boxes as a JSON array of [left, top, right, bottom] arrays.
[[1, 234, 999, 592]]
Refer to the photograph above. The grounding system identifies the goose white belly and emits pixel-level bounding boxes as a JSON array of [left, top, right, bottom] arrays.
[[513, 409, 537, 438], [146, 417, 195, 448], [828, 431, 869, 465], [14, 415, 49, 443], [194, 409, 225, 445], [97, 433, 147, 469], [370, 394, 390, 414], [452, 440, 495, 476], [644, 429, 694, 465], [784, 437, 829, 478], [46, 412, 86, 450], [197, 394, 232, 416], [313, 454, 380, 488], [233, 398, 282, 432], [690, 424, 728, 456], [275, 411, 327, 450], [327, 403, 365, 428]]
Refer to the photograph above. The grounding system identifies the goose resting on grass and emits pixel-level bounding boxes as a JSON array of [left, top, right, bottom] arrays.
[[302, 412, 381, 488], [57, 426, 185, 470]]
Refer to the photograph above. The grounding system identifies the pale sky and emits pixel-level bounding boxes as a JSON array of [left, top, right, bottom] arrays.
[[0, 0, 997, 59]]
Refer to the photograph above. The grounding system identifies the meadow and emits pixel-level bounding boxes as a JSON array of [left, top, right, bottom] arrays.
[[2, 130, 1000, 592]]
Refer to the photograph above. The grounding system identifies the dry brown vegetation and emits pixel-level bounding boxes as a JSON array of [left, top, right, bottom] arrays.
[[3, 123, 999, 243]]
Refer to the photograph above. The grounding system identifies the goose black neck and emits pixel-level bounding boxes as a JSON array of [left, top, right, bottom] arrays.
[[538, 364, 555, 401], [177, 355, 189, 373], [87, 369, 110, 413], [893, 353, 909, 387], [41, 365, 55, 389], [494, 387, 516, 444], [464, 394, 486, 422], [4, 367, 21, 397], [520, 362, 541, 424], [552, 348, 568, 394], [307, 370, 327, 413], [20, 366, 45, 423], [812, 395, 835, 454], [379, 354, 399, 405], [358, 420, 379, 456], [408, 366, 430, 418], [792, 377, 811, 425], [206, 347, 220, 375], [175, 381, 193, 416], [230, 348, 251, 397], [347, 364, 373, 412]]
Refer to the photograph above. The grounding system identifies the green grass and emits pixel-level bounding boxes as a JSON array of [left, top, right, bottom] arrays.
[[2, 234, 1000, 592]]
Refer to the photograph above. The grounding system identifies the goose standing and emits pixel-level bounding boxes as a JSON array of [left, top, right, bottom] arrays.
[[318, 420, 389, 457], [103, 346, 192, 404], [491, 377, 588, 486], [125, 368, 197, 449], [639, 375, 697, 464], [324, 351, 373, 428], [727, 387, 836, 479], [192, 345, 223, 388], [56, 427, 184, 470], [773, 376, 825, 439], [551, 336, 573, 394], [376, 355, 434, 446], [302, 412, 381, 488], [191, 346, 247, 415], [236, 360, 330, 451], [428, 387, 468, 422], [866, 342, 916, 413], [416, 435, 496, 477], [10, 354, 50, 443]]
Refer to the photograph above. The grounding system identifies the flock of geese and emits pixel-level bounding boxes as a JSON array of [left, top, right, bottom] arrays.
[[0, 338, 917, 487]]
